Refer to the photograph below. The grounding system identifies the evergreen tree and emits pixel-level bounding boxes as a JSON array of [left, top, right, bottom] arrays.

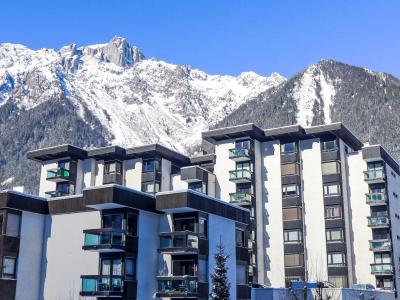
[[210, 239, 231, 300]]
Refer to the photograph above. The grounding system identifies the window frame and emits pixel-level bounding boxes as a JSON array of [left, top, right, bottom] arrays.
[[321, 161, 341, 175], [283, 229, 302, 244], [324, 205, 343, 219], [323, 183, 341, 196], [326, 228, 344, 243], [282, 184, 299, 197], [327, 252, 346, 266], [282, 207, 302, 221], [280, 142, 297, 154], [1, 256, 17, 279]]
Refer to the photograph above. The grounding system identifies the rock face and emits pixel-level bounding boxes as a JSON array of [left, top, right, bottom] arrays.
[[0, 37, 284, 193], [217, 60, 400, 160]]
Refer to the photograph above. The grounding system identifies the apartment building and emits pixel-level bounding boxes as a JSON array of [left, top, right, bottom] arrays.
[[0, 122, 399, 300], [202, 123, 400, 292], [0, 144, 251, 300]]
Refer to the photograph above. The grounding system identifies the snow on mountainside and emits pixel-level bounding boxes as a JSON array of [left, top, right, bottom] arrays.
[[0, 36, 286, 153]]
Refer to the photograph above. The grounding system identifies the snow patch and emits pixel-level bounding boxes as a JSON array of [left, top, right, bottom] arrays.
[[1, 177, 14, 186]]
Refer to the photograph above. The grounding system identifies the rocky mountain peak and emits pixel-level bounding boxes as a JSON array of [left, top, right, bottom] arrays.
[[81, 36, 145, 67]]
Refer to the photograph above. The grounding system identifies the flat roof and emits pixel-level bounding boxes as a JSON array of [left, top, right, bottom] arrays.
[[362, 145, 400, 175], [202, 123, 265, 143], [27, 144, 87, 162], [126, 144, 190, 166], [203, 122, 364, 151]]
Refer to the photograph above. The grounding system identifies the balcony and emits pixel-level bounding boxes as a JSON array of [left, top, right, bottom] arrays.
[[159, 231, 199, 254], [229, 169, 252, 183], [83, 228, 135, 252], [156, 276, 198, 298], [366, 193, 387, 206], [229, 192, 252, 205], [44, 190, 70, 198], [46, 167, 71, 182], [228, 148, 251, 162], [369, 239, 392, 252], [80, 275, 124, 297], [371, 263, 393, 275], [367, 216, 390, 228], [364, 169, 385, 183]]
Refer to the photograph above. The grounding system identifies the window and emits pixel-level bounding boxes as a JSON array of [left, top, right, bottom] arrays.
[[284, 253, 304, 267], [327, 252, 346, 266], [281, 163, 298, 176], [376, 277, 393, 289], [368, 161, 383, 170], [321, 140, 337, 151], [174, 218, 195, 232], [2, 257, 16, 279], [236, 263, 247, 284], [326, 229, 344, 242], [285, 276, 304, 288], [328, 276, 348, 288], [104, 161, 122, 175], [101, 258, 122, 276], [199, 218, 207, 238], [58, 160, 70, 170], [236, 161, 251, 171], [282, 207, 301, 221], [5, 213, 20, 237], [56, 182, 70, 194], [322, 161, 340, 175], [125, 258, 136, 280], [284, 230, 302, 243], [236, 229, 245, 247], [127, 214, 138, 236], [325, 206, 342, 219], [282, 184, 299, 197], [188, 182, 203, 193], [142, 159, 160, 173], [281, 142, 296, 154], [172, 259, 196, 276], [369, 184, 385, 194], [236, 183, 252, 194], [235, 139, 250, 149], [323, 183, 341, 196], [375, 253, 391, 264], [141, 181, 160, 194]]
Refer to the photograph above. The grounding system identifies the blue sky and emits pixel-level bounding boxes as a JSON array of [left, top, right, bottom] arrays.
[[1, 0, 399, 78]]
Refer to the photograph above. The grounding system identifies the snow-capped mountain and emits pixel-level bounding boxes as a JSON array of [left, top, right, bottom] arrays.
[[1, 37, 400, 193], [0, 36, 285, 192], [0, 36, 285, 152], [218, 59, 400, 160]]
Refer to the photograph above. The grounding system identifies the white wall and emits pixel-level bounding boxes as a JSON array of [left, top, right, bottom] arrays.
[[15, 211, 46, 300], [261, 140, 285, 287], [124, 158, 142, 190], [208, 214, 236, 299], [300, 138, 328, 281], [41, 211, 101, 300], [38, 160, 58, 197], [347, 152, 375, 285], [137, 211, 159, 299], [171, 174, 188, 191], [161, 159, 172, 192], [386, 163, 400, 292], [213, 141, 236, 202], [94, 160, 104, 186], [82, 158, 95, 190]]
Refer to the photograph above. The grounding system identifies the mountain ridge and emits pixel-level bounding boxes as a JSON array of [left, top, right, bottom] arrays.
[[1, 37, 399, 193]]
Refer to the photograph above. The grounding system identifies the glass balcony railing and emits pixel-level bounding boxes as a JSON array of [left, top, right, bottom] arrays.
[[366, 192, 386, 204], [228, 148, 251, 161], [367, 216, 390, 227], [46, 168, 70, 181], [369, 239, 392, 251], [229, 169, 252, 182], [159, 231, 198, 252], [81, 275, 123, 295], [229, 192, 252, 204], [83, 228, 126, 250], [371, 263, 393, 274], [157, 276, 198, 296], [44, 190, 70, 198], [364, 169, 385, 181]]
